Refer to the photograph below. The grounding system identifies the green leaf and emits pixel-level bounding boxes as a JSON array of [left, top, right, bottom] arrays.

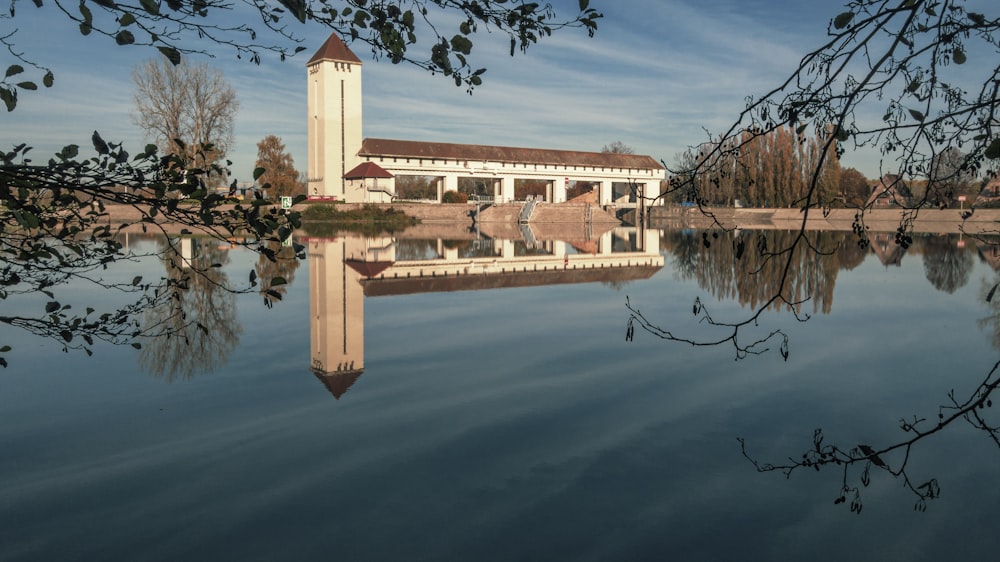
[[43, 70, 54, 88], [276, 0, 306, 23], [833, 11, 854, 29], [270, 276, 287, 287], [579, 0, 589, 11], [450, 35, 473, 55], [952, 48, 966, 64], [5, 64, 24, 78], [0, 87, 15, 112], [45, 301, 60, 313], [986, 138, 1000, 160], [79, 2, 92, 23], [908, 109, 924, 122], [157, 46, 181, 65], [60, 144, 80, 159], [16, 81, 37, 91], [139, 0, 159, 15], [253, 166, 266, 180], [115, 30, 135, 45], [60, 330, 73, 343], [92, 130, 109, 155], [119, 12, 135, 26], [79, 22, 92, 36]]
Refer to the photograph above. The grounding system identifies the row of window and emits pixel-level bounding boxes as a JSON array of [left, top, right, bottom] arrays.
[[366, 156, 654, 175]]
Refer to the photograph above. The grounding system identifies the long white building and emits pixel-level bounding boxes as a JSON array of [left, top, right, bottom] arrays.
[[306, 33, 666, 206]]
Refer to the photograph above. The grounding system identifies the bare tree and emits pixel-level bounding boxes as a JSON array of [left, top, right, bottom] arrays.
[[602, 140, 634, 154], [132, 57, 238, 183]]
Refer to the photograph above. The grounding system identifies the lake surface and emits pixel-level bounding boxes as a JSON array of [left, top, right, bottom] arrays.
[[2, 227, 999, 561]]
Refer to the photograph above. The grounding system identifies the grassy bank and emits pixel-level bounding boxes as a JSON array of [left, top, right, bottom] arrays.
[[300, 203, 418, 236]]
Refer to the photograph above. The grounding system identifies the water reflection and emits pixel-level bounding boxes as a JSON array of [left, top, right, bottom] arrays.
[[304, 227, 664, 398], [660, 229, 980, 316], [137, 237, 242, 381]]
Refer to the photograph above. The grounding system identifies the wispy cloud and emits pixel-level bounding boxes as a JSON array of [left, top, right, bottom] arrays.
[[3, 1, 884, 177]]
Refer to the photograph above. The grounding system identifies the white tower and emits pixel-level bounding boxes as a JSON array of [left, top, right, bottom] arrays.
[[306, 33, 363, 201]]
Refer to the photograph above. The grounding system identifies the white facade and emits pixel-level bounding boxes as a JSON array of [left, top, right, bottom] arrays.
[[307, 33, 665, 206], [306, 35, 363, 200]]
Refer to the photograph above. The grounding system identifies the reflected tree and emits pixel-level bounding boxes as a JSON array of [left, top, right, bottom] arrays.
[[394, 239, 439, 261], [137, 238, 241, 381], [921, 234, 974, 293], [255, 238, 301, 307]]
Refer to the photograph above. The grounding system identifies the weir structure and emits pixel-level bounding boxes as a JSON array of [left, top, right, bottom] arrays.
[[306, 33, 666, 208]]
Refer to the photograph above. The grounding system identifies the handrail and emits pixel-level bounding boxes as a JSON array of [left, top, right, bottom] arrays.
[[518, 195, 539, 223]]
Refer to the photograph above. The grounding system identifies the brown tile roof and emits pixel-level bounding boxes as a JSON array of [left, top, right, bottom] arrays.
[[344, 161, 394, 180], [345, 259, 394, 278], [359, 138, 665, 171], [307, 33, 362, 66], [361, 265, 663, 296]]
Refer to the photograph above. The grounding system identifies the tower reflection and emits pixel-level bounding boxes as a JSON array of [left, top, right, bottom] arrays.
[[306, 228, 665, 398]]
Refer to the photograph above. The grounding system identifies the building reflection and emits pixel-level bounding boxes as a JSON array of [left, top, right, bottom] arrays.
[[306, 228, 665, 399]]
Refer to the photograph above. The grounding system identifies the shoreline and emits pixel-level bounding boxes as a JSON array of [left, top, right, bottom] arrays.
[[95, 202, 1000, 236]]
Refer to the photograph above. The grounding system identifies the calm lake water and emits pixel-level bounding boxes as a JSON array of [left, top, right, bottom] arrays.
[[2, 227, 1000, 561]]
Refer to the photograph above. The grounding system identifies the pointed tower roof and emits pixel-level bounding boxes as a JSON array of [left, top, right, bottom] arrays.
[[307, 33, 362, 66]]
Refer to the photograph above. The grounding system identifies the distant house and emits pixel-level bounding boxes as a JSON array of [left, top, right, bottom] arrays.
[[866, 174, 913, 208], [974, 177, 1000, 208]]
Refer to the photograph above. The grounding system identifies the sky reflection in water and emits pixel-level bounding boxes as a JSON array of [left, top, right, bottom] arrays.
[[1, 228, 998, 561]]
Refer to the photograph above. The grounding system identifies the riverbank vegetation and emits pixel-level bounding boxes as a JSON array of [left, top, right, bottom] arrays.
[[300, 203, 418, 236]]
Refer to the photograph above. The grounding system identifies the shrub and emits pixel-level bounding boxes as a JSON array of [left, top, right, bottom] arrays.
[[442, 190, 468, 203]]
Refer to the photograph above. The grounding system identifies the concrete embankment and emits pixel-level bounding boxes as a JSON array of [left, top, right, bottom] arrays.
[[97, 201, 1000, 237], [649, 206, 1000, 235]]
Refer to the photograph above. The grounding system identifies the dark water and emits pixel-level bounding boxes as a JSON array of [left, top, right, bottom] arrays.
[[2, 229, 999, 561]]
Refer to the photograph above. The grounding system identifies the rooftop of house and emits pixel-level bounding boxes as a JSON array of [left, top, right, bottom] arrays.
[[359, 138, 665, 171]]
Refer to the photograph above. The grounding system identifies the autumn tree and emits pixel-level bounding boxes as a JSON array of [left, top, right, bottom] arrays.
[[679, 126, 840, 208], [255, 135, 302, 198], [132, 58, 238, 186], [839, 167, 870, 207]]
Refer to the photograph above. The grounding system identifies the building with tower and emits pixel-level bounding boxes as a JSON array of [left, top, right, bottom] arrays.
[[306, 33, 665, 207]]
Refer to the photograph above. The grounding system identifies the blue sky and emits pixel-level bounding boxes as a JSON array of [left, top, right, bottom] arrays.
[[4, 1, 892, 182]]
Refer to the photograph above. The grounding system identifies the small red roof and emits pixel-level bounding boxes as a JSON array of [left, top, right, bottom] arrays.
[[307, 33, 362, 66], [344, 161, 394, 180], [346, 259, 394, 278]]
